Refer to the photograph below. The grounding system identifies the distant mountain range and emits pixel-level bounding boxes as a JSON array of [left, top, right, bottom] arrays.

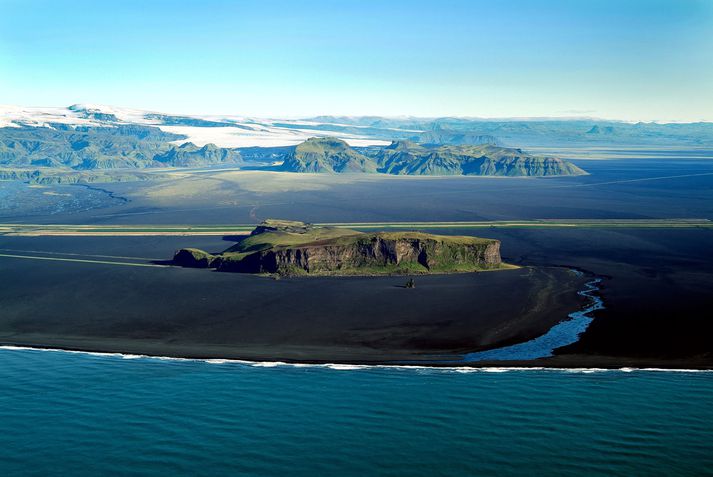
[[373, 141, 585, 176], [0, 122, 240, 169], [2, 104, 712, 150], [1, 104, 710, 180], [278, 138, 586, 176], [304, 116, 713, 147]]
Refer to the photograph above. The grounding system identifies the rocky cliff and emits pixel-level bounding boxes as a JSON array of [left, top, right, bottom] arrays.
[[173, 248, 216, 268], [173, 220, 503, 276], [217, 232, 501, 274]]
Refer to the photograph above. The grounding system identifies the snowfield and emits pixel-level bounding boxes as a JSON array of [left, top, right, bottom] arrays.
[[0, 104, 392, 147]]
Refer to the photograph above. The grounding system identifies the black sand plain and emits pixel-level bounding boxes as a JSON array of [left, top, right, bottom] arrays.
[[0, 235, 587, 362], [1, 153, 712, 367]]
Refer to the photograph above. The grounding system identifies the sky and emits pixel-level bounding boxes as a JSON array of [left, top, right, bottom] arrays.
[[1, 0, 712, 121]]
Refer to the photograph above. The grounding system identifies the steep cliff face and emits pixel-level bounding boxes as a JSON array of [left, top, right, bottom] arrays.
[[216, 234, 501, 274], [173, 220, 505, 276], [173, 220, 503, 276], [173, 248, 216, 268]]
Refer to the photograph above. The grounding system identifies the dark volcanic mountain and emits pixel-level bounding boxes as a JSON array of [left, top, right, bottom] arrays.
[[0, 124, 242, 170], [371, 141, 587, 176], [278, 137, 378, 173], [153, 142, 242, 167], [278, 138, 586, 176]]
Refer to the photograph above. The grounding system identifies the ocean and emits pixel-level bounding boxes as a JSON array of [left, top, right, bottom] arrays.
[[1, 348, 711, 476]]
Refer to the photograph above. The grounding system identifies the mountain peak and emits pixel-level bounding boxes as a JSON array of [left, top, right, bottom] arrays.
[[299, 137, 350, 149], [280, 138, 378, 173]]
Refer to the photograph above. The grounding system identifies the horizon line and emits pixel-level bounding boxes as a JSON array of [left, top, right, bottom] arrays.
[[1, 102, 712, 125]]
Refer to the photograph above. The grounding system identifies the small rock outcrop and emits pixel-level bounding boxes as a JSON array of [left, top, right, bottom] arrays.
[[172, 248, 215, 268]]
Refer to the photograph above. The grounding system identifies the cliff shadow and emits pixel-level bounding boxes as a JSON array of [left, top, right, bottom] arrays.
[[222, 235, 248, 244]]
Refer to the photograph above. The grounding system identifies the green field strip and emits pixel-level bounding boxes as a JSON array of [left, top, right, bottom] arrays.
[[0, 249, 165, 261], [1, 219, 712, 236], [0, 253, 170, 268]]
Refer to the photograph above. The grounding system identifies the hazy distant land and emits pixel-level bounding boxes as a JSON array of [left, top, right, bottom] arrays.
[[2, 103, 712, 187]]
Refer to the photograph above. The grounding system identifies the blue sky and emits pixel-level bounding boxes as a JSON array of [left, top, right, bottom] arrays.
[[1, 0, 711, 120]]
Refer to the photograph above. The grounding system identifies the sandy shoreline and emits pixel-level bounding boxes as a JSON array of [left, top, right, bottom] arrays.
[[1, 342, 711, 371], [0, 267, 688, 370], [1, 227, 711, 369], [0, 233, 592, 366]]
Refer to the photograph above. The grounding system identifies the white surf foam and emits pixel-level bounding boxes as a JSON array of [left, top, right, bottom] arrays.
[[0, 346, 708, 373]]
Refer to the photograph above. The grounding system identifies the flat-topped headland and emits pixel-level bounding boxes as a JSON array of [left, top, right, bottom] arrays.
[[173, 219, 508, 276]]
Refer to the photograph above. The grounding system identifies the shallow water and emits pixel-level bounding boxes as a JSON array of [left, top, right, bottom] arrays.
[[1, 348, 712, 476], [464, 277, 604, 361]]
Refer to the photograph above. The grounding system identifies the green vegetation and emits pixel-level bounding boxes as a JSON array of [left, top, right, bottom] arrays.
[[278, 137, 378, 173], [0, 167, 171, 184], [369, 141, 586, 176], [278, 138, 586, 176], [173, 248, 215, 268], [1, 123, 583, 178], [3, 219, 711, 237], [0, 124, 242, 170], [226, 223, 360, 253], [153, 142, 241, 167], [172, 219, 505, 276]]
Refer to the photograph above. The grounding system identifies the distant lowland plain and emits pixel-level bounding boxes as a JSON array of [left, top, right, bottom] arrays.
[[1, 104, 712, 369]]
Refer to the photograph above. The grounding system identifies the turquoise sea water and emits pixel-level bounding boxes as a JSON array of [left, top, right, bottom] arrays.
[[1, 348, 712, 476]]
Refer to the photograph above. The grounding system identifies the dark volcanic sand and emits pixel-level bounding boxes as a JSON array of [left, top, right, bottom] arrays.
[[2, 227, 711, 368], [2, 157, 713, 226], [0, 236, 587, 363], [1, 155, 712, 367], [442, 227, 713, 368]]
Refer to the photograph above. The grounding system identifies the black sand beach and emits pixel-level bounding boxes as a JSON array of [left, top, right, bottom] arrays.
[[1, 156, 712, 367], [453, 227, 713, 369], [0, 235, 588, 363], [1, 226, 712, 368]]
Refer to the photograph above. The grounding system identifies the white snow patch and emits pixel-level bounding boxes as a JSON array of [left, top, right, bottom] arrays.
[[160, 125, 390, 148], [0, 104, 391, 147]]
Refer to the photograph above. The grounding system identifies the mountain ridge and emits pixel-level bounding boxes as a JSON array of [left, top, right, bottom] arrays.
[[278, 137, 378, 173], [277, 138, 586, 176], [3, 105, 712, 150]]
